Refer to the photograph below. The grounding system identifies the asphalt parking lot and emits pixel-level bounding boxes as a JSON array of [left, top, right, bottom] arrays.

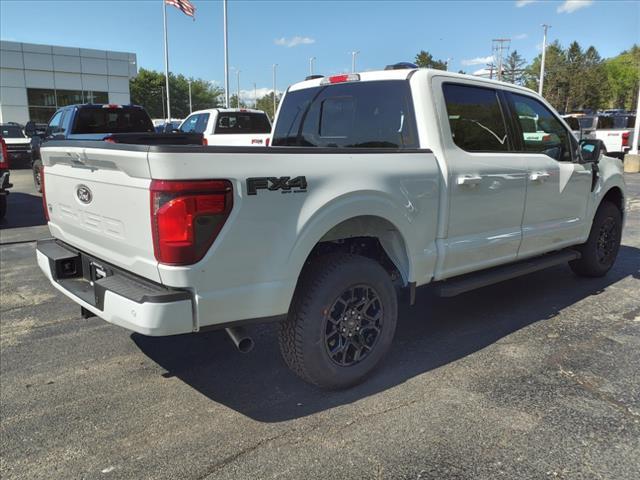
[[1, 168, 639, 480]]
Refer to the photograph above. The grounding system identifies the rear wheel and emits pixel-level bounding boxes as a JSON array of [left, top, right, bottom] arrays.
[[32, 159, 42, 193], [569, 201, 622, 277], [279, 253, 398, 389]]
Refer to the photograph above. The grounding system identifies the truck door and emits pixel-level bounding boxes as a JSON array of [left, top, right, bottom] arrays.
[[432, 79, 527, 278], [505, 92, 592, 257]]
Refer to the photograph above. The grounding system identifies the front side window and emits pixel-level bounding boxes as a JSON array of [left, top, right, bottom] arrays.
[[180, 113, 209, 134], [442, 83, 510, 152], [272, 80, 418, 148], [509, 93, 573, 162]]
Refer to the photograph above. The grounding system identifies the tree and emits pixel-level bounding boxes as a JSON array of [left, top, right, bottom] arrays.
[[130, 68, 224, 119], [229, 94, 248, 109], [603, 45, 639, 110], [255, 91, 282, 120], [503, 50, 527, 85], [414, 50, 448, 70], [525, 41, 568, 110]]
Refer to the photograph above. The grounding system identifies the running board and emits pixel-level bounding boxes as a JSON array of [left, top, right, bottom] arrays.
[[435, 250, 581, 298]]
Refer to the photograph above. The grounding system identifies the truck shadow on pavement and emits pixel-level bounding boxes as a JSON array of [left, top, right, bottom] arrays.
[[0, 192, 46, 229], [132, 244, 640, 423]]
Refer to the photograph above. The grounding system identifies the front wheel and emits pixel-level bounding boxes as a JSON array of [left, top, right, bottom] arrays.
[[279, 253, 398, 389], [569, 201, 622, 277]]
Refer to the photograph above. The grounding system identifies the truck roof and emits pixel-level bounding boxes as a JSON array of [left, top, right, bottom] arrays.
[[188, 108, 268, 115], [288, 67, 538, 97]]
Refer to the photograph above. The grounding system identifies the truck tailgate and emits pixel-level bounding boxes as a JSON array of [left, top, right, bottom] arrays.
[[41, 145, 160, 282]]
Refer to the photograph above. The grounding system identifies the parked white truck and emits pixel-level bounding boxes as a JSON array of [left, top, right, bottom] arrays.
[[37, 68, 626, 389], [177, 108, 271, 146]]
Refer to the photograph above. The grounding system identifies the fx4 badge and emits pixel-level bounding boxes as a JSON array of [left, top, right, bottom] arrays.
[[246, 176, 308, 195]]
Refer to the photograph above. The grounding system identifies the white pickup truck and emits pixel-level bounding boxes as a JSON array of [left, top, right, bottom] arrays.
[[37, 68, 626, 389], [577, 114, 636, 159], [177, 108, 271, 146]]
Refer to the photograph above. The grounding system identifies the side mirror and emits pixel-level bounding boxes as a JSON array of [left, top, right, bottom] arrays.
[[24, 121, 36, 137], [579, 139, 603, 164]]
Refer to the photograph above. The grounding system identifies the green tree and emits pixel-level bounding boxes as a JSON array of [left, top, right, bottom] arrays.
[[603, 45, 639, 110], [130, 68, 224, 119], [414, 50, 448, 70], [503, 50, 527, 85], [229, 94, 248, 109], [255, 91, 282, 120], [525, 41, 568, 110]]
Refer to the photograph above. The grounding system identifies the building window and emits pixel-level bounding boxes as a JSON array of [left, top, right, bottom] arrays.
[[26, 88, 110, 123]]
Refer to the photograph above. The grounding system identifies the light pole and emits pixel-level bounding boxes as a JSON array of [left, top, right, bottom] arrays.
[[309, 56, 316, 76], [253, 82, 257, 109], [350, 51, 360, 73], [223, 0, 230, 108], [539, 24, 551, 96], [162, 1, 171, 121], [272, 63, 278, 120], [188, 80, 192, 113], [236, 69, 241, 108]]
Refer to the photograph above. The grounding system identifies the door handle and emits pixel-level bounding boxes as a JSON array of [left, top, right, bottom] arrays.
[[529, 172, 550, 182], [457, 175, 482, 186]]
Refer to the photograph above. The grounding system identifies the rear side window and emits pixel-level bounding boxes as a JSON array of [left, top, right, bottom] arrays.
[[215, 112, 271, 134], [597, 116, 614, 129], [72, 108, 154, 134], [272, 80, 418, 148], [442, 83, 510, 152], [180, 113, 210, 134], [564, 116, 580, 130]]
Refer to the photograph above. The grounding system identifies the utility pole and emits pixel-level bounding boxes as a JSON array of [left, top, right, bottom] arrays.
[[253, 83, 257, 109], [223, 0, 230, 108], [309, 56, 316, 76], [272, 64, 278, 120], [539, 24, 551, 96], [350, 51, 360, 73], [188, 80, 192, 113], [491, 39, 510, 82], [236, 69, 241, 108]]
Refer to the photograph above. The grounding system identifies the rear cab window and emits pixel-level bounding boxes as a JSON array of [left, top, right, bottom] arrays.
[[272, 80, 418, 148], [0, 125, 26, 138], [215, 112, 271, 134], [72, 107, 154, 134]]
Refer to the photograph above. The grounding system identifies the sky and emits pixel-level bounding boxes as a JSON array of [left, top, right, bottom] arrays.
[[1, 0, 638, 102]]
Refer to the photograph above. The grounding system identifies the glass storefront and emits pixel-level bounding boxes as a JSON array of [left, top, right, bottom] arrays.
[[27, 88, 110, 123]]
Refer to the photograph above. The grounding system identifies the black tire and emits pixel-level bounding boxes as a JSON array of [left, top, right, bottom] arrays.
[[569, 201, 622, 277], [32, 159, 42, 193], [0, 195, 6, 220], [279, 253, 398, 389]]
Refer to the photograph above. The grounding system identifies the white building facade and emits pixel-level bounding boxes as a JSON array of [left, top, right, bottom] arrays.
[[0, 41, 137, 124]]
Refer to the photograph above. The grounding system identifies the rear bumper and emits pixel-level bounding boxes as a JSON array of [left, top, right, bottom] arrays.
[[36, 239, 194, 336]]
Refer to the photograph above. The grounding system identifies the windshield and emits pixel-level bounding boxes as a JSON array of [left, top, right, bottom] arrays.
[[272, 80, 418, 148], [72, 108, 154, 134], [0, 125, 26, 138], [214, 112, 271, 134]]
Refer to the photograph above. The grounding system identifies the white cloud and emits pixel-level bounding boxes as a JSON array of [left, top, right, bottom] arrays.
[[557, 0, 593, 13], [274, 36, 315, 48], [237, 87, 282, 104], [515, 0, 536, 7], [461, 55, 494, 66], [513, 33, 528, 40]]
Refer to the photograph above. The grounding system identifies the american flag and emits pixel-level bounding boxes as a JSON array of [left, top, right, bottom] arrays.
[[165, 0, 195, 18]]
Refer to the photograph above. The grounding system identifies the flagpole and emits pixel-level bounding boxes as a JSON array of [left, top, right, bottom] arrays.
[[162, 0, 171, 121], [223, 0, 229, 108]]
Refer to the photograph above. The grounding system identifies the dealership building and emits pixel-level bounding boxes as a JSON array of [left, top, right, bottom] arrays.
[[0, 40, 137, 124]]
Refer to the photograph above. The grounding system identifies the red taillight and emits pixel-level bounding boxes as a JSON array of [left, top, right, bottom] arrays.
[[0, 137, 8, 169], [41, 165, 49, 221], [202, 137, 208, 146], [622, 131, 630, 147], [150, 179, 233, 265], [265, 137, 270, 147], [321, 73, 360, 85], [104, 136, 117, 143]]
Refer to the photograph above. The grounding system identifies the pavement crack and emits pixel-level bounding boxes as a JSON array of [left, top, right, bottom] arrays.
[[557, 365, 639, 421]]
